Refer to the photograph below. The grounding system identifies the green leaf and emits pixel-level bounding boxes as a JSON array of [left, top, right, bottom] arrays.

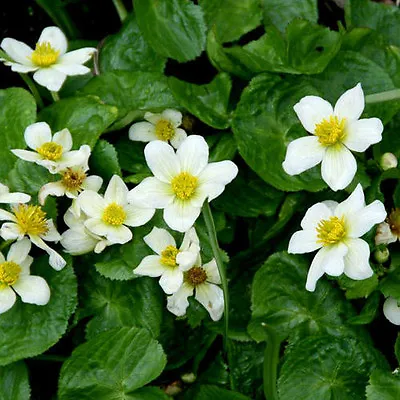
[[134, 0, 206, 62], [38, 96, 118, 148], [366, 370, 400, 400], [199, 0, 262, 43], [190, 385, 251, 400], [114, 138, 149, 174], [207, 133, 237, 162], [0, 256, 77, 366], [339, 274, 379, 300], [0, 88, 36, 182], [232, 73, 326, 192], [380, 265, 400, 300], [263, 0, 318, 31], [99, 13, 166, 73], [89, 140, 121, 181], [348, 292, 381, 325], [278, 335, 388, 400], [80, 270, 163, 339], [248, 252, 356, 342], [126, 387, 170, 399], [168, 73, 232, 129], [58, 327, 166, 400], [0, 361, 30, 400]]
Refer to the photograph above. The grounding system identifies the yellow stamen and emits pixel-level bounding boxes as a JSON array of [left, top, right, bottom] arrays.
[[185, 266, 207, 287], [315, 116, 346, 146], [316, 216, 346, 246], [102, 203, 126, 226], [61, 168, 87, 191], [171, 172, 198, 201], [30, 41, 60, 67], [14, 204, 49, 236], [155, 119, 175, 141], [160, 245, 179, 267], [36, 142, 63, 161], [0, 261, 21, 286]]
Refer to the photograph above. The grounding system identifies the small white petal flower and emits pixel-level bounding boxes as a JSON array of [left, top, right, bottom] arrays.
[[0, 183, 30, 204], [128, 135, 238, 233], [12, 122, 89, 174], [129, 109, 187, 149], [0, 203, 66, 271], [0, 238, 50, 314], [167, 258, 223, 321], [375, 209, 400, 245], [288, 184, 386, 291], [135, 226, 200, 294], [0, 26, 96, 91], [383, 297, 400, 325], [78, 175, 155, 245], [39, 145, 102, 205], [282, 83, 383, 191]]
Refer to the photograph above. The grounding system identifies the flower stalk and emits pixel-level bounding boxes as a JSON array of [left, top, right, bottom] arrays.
[[262, 323, 280, 400], [366, 89, 400, 104], [111, 0, 128, 22], [19, 73, 44, 109], [51, 91, 60, 102]]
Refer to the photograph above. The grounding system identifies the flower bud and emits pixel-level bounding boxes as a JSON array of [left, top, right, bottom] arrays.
[[181, 372, 196, 384], [380, 152, 398, 171], [374, 247, 390, 263], [383, 297, 400, 325]]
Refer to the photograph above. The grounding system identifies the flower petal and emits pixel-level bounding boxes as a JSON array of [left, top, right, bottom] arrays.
[[167, 282, 194, 317], [300, 202, 333, 230], [282, 136, 325, 175], [13, 275, 50, 305], [58, 48, 96, 64], [321, 144, 357, 191], [203, 259, 221, 284], [52, 64, 91, 75], [322, 242, 347, 276], [334, 183, 365, 219], [195, 283, 224, 321], [375, 222, 398, 245], [170, 128, 187, 149], [33, 68, 66, 92], [52, 128, 73, 152], [342, 118, 383, 152], [24, 121, 52, 150], [383, 297, 400, 325], [177, 135, 209, 176], [82, 175, 103, 192], [288, 230, 321, 254], [124, 204, 155, 227], [176, 249, 198, 271], [143, 227, 176, 255], [85, 219, 132, 244], [0, 210, 16, 222], [79, 191, 106, 218], [134, 255, 167, 277], [293, 96, 333, 134], [129, 122, 158, 143], [127, 177, 174, 208], [29, 235, 66, 271], [0, 192, 31, 204], [39, 181, 66, 205], [7, 238, 31, 265], [38, 26, 68, 55], [42, 220, 62, 242], [164, 200, 201, 233], [8, 62, 38, 73], [144, 111, 162, 125], [334, 83, 364, 122], [198, 160, 238, 188], [61, 227, 98, 255], [11, 149, 42, 163], [159, 268, 183, 294], [162, 109, 182, 127], [0, 286, 16, 314], [305, 248, 327, 292], [343, 238, 373, 280], [1, 38, 34, 65], [0, 223, 22, 240], [104, 175, 128, 205]]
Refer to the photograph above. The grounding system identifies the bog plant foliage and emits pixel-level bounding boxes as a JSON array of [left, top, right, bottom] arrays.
[[0, 0, 400, 399]]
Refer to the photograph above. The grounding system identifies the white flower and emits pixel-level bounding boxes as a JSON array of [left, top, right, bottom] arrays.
[[0, 183, 30, 204], [282, 83, 383, 191], [61, 208, 109, 255], [127, 135, 238, 233], [375, 209, 400, 245], [78, 175, 155, 245], [0, 203, 66, 271], [0, 239, 50, 314], [134, 227, 200, 294], [39, 145, 103, 205], [167, 258, 223, 321], [288, 184, 386, 291], [0, 26, 96, 91], [12, 122, 89, 174], [383, 297, 400, 325], [129, 109, 187, 149]]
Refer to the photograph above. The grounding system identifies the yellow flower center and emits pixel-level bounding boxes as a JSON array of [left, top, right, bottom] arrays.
[[160, 245, 179, 267], [171, 172, 198, 201], [14, 204, 49, 236], [315, 116, 346, 146], [61, 168, 87, 191], [30, 41, 60, 67], [36, 142, 63, 161], [155, 119, 175, 141], [185, 266, 207, 287], [102, 202, 126, 226], [316, 216, 346, 246], [0, 261, 21, 286]]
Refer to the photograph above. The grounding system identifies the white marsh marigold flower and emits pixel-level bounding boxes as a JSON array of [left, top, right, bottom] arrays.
[[0, 26, 96, 91], [0, 239, 50, 314], [282, 83, 383, 191], [127, 135, 238, 233], [288, 184, 386, 291], [12, 122, 89, 174], [129, 109, 187, 149]]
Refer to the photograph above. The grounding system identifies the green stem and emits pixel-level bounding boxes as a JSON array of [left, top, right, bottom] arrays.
[[365, 89, 400, 104], [262, 323, 280, 400], [0, 240, 13, 252], [19, 74, 44, 109], [111, 0, 128, 22], [50, 91, 60, 102], [202, 202, 229, 350]]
